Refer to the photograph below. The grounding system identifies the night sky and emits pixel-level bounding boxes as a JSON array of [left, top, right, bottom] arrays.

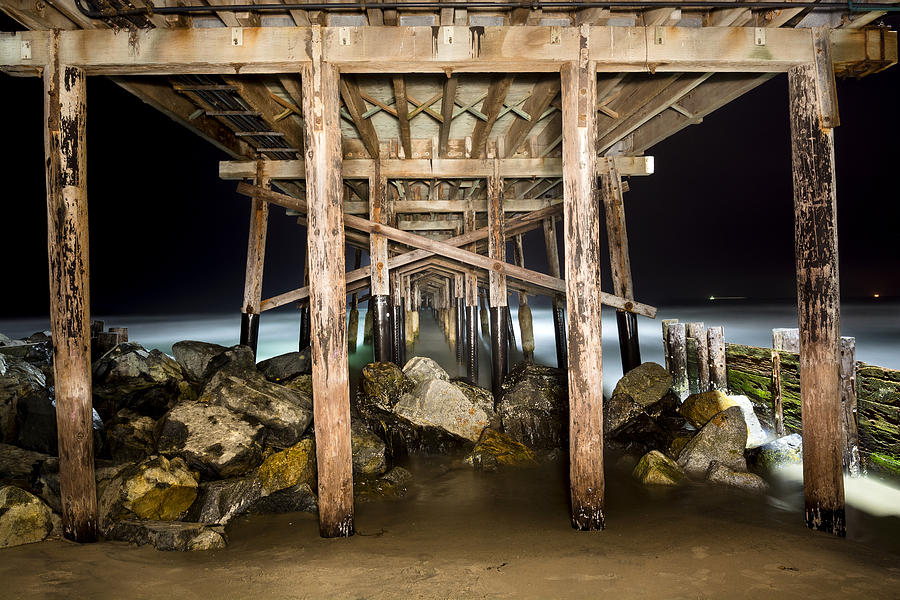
[[1, 13, 898, 319]]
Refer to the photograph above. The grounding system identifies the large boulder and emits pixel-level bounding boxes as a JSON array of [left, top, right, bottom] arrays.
[[14, 390, 104, 457], [729, 395, 769, 449], [402, 357, 449, 387], [92, 343, 193, 419], [497, 362, 568, 451], [257, 350, 312, 383], [612, 362, 672, 408], [680, 390, 738, 429], [605, 393, 645, 436], [256, 437, 316, 494], [200, 345, 257, 381], [171, 341, 229, 382], [351, 420, 388, 477], [200, 371, 313, 448], [104, 520, 226, 551], [105, 409, 157, 463], [0, 444, 59, 509], [357, 362, 412, 414], [98, 455, 198, 528], [393, 378, 495, 443], [749, 434, 802, 471], [632, 450, 686, 487], [0, 485, 56, 548], [156, 401, 264, 479], [250, 482, 317, 515], [186, 477, 265, 526], [706, 461, 769, 494], [677, 406, 748, 478], [354, 466, 413, 503], [0, 354, 46, 445], [463, 428, 537, 471]]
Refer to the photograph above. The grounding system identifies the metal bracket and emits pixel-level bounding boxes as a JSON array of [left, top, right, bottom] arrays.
[[754, 27, 766, 46], [20, 40, 31, 60], [339, 27, 351, 46], [655, 27, 666, 46], [443, 26, 454, 45], [231, 28, 243, 47], [550, 26, 561, 45]]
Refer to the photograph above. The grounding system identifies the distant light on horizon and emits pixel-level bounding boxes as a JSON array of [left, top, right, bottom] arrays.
[[874, 293, 881, 298]]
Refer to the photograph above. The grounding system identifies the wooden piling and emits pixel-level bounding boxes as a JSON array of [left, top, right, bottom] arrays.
[[789, 29, 845, 536], [488, 160, 508, 399], [301, 40, 354, 538], [707, 326, 727, 392], [299, 253, 311, 350], [661, 318, 678, 373], [840, 337, 860, 477], [369, 159, 392, 363], [562, 41, 605, 531], [43, 38, 98, 542], [465, 207, 480, 384], [667, 322, 688, 400], [771, 328, 797, 436], [479, 289, 490, 340], [542, 217, 567, 370], [513, 235, 535, 362], [687, 322, 709, 393], [348, 249, 362, 352], [241, 162, 270, 357]]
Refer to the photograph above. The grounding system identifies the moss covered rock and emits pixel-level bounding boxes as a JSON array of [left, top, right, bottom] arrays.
[[99, 455, 198, 527], [256, 437, 316, 494], [612, 362, 672, 408], [0, 485, 55, 548], [351, 420, 388, 476], [464, 428, 537, 471], [359, 362, 412, 413], [677, 406, 748, 478], [498, 362, 568, 451], [632, 450, 686, 486], [706, 461, 768, 494], [354, 467, 413, 503], [680, 390, 738, 429]]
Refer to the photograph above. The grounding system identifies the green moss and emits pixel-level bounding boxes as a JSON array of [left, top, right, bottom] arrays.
[[869, 453, 900, 479]]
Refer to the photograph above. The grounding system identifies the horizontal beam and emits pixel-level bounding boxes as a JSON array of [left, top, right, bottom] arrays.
[[1, 27, 893, 76], [219, 156, 654, 180], [239, 183, 656, 318]]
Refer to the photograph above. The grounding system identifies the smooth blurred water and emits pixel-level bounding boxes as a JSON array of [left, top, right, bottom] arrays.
[[2, 300, 897, 397]]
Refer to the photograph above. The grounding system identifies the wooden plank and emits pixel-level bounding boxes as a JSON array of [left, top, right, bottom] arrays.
[[471, 74, 513, 158], [368, 160, 389, 296], [438, 75, 458, 158], [601, 161, 633, 299], [503, 78, 560, 158], [789, 38, 844, 536], [222, 75, 304, 155], [392, 75, 412, 159], [487, 160, 507, 307], [43, 35, 98, 543], [302, 31, 353, 538], [219, 155, 655, 180], [562, 30, 605, 532], [242, 166, 270, 315], [339, 74, 380, 158]]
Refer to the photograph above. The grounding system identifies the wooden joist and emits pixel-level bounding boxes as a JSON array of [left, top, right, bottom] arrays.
[[219, 156, 655, 180], [2, 27, 894, 76]]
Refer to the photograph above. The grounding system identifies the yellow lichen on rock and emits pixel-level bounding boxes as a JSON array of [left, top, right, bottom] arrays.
[[633, 450, 686, 486], [679, 390, 739, 429], [256, 437, 317, 494], [464, 428, 537, 471]]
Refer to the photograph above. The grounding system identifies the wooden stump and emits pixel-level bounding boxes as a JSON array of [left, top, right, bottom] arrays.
[[707, 326, 727, 392]]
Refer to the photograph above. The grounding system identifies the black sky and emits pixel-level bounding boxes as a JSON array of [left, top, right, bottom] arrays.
[[1, 13, 898, 318]]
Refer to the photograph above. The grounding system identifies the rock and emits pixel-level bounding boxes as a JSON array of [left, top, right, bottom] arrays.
[[645, 392, 687, 433], [0, 444, 59, 510], [393, 378, 495, 442], [680, 390, 739, 429], [497, 362, 568, 451], [257, 350, 312, 383], [402, 356, 449, 387], [104, 520, 226, 551], [0, 342, 52, 372], [15, 389, 104, 457], [171, 341, 229, 382], [0, 354, 46, 444], [351, 420, 388, 476], [463, 428, 537, 471], [604, 393, 645, 435], [186, 477, 265, 526], [0, 485, 55, 548], [607, 412, 675, 458], [92, 342, 193, 419], [749, 434, 802, 471], [728, 395, 769, 448], [354, 467, 413, 503], [632, 450, 686, 486], [201, 345, 256, 381], [283, 374, 312, 397], [612, 362, 672, 408], [201, 371, 313, 448], [358, 362, 412, 414], [256, 437, 316, 494], [105, 409, 157, 463], [667, 433, 695, 460], [677, 406, 748, 478], [250, 482, 317, 515], [98, 456, 198, 527], [706, 461, 769, 494], [156, 401, 264, 479]]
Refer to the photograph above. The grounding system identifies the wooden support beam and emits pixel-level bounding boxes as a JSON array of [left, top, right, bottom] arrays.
[[222, 75, 304, 156], [392, 76, 412, 159], [239, 183, 656, 318], [369, 160, 389, 296], [562, 32, 605, 531], [471, 74, 514, 158], [242, 166, 270, 316], [789, 28, 844, 537], [219, 155, 655, 180], [302, 31, 354, 538], [339, 74, 380, 158], [503, 78, 560, 158], [487, 160, 507, 307], [438, 75, 458, 158], [43, 33, 97, 543]]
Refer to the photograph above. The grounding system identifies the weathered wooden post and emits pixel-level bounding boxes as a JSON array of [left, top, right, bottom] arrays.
[[363, 301, 373, 346], [369, 161, 392, 363], [44, 36, 98, 542], [302, 36, 353, 537], [391, 272, 404, 366], [707, 326, 727, 392], [240, 162, 270, 357], [543, 217, 567, 369], [789, 27, 844, 536], [347, 249, 362, 352], [514, 236, 535, 362], [667, 322, 688, 399], [487, 160, 508, 400], [686, 322, 708, 393], [772, 328, 798, 436], [455, 273, 465, 368], [601, 161, 641, 375], [299, 255, 311, 350], [661, 318, 678, 373], [479, 288, 490, 341], [839, 337, 860, 477], [465, 206, 480, 385], [562, 35, 605, 530], [405, 275, 416, 349]]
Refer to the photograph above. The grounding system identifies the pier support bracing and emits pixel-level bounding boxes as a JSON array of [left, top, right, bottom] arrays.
[[789, 28, 845, 537], [44, 38, 98, 543], [240, 164, 270, 357], [302, 44, 354, 538], [562, 36, 605, 531], [487, 161, 508, 400]]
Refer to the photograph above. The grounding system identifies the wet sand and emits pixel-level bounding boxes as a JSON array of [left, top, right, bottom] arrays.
[[3, 459, 899, 600]]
